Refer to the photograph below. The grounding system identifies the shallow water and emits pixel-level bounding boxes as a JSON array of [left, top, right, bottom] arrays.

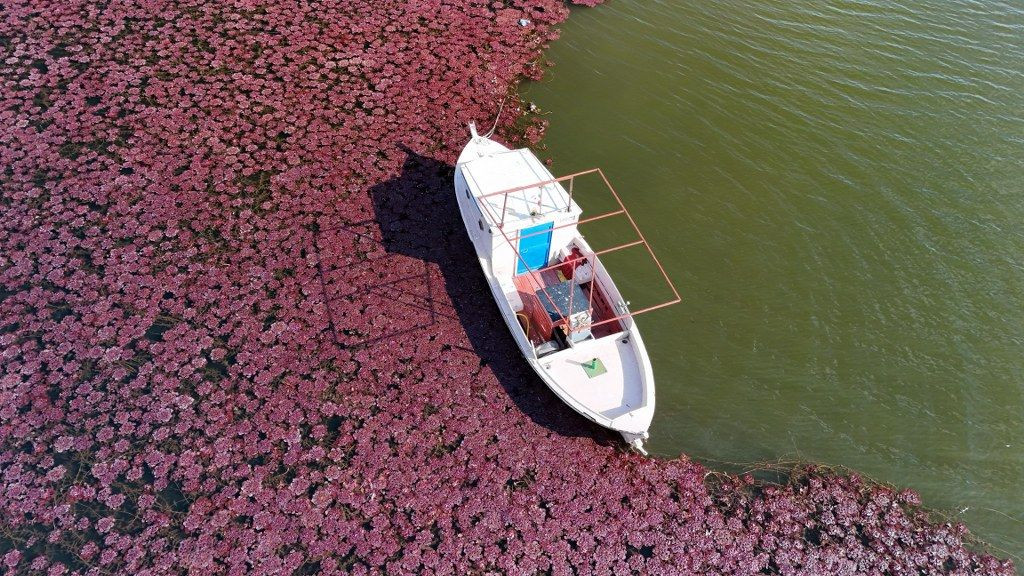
[[523, 0, 1024, 562]]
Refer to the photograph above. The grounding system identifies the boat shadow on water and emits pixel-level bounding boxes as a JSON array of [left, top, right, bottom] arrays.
[[340, 145, 618, 445]]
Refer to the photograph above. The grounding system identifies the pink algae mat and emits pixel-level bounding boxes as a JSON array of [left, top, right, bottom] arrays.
[[0, 1, 1013, 574]]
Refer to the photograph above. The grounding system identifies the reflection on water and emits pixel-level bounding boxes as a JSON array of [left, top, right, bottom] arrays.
[[524, 0, 1024, 563]]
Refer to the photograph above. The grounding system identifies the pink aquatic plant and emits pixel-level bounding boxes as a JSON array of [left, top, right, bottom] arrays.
[[0, 0, 1013, 574]]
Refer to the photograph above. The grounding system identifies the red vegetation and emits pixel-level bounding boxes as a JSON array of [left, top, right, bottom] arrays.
[[0, 0, 1013, 574]]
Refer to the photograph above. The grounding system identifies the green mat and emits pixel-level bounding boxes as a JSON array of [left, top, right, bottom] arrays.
[[581, 357, 607, 378]]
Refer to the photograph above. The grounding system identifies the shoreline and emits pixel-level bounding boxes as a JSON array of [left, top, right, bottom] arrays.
[[0, 0, 1014, 573]]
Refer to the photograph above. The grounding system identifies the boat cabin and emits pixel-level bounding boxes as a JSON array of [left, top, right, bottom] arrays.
[[458, 148, 630, 355]]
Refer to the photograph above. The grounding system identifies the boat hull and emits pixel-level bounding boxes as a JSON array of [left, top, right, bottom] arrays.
[[454, 129, 655, 453]]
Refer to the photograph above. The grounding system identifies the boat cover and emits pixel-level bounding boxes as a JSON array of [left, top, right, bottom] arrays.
[[537, 280, 589, 322]]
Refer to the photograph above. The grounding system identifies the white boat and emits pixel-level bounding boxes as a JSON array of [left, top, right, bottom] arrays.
[[454, 123, 680, 454]]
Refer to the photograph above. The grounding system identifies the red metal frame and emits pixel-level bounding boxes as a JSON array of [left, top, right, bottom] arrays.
[[475, 169, 601, 227], [513, 209, 625, 242], [472, 168, 681, 337]]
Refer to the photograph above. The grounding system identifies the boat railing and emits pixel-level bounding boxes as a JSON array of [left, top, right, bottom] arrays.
[[473, 168, 681, 339], [474, 168, 599, 228]]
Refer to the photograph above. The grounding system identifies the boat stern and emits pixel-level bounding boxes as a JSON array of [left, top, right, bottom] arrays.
[[533, 330, 655, 451], [621, 430, 651, 456]]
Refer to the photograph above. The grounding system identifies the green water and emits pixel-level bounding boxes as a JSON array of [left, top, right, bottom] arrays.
[[523, 0, 1024, 562]]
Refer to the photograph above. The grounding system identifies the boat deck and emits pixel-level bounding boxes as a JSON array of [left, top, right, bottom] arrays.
[[512, 268, 621, 344], [539, 333, 645, 422]]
